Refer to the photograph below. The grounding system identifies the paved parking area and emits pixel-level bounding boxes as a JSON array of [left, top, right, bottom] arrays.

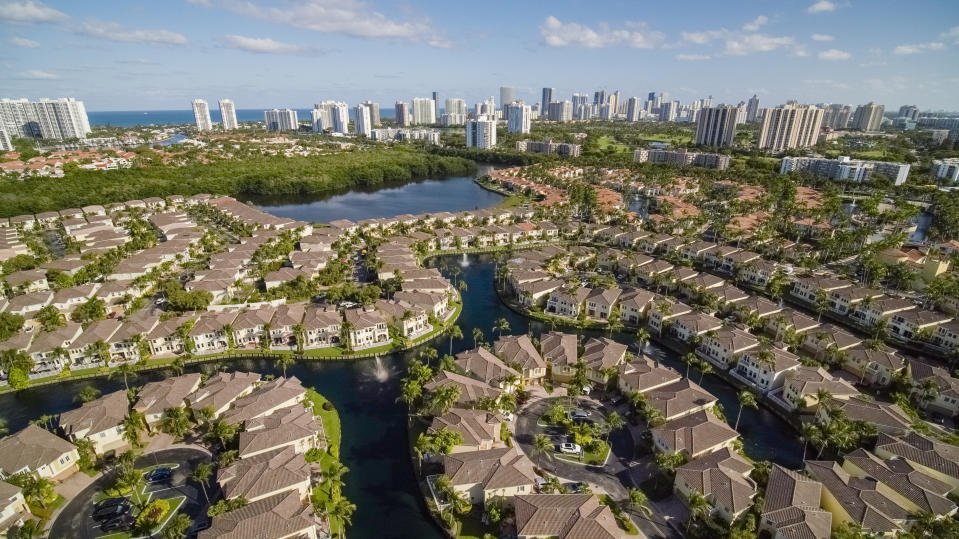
[[49, 447, 214, 539]]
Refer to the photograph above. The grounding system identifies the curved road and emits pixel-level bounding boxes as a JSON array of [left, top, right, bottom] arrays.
[[515, 397, 678, 539], [50, 447, 215, 539]]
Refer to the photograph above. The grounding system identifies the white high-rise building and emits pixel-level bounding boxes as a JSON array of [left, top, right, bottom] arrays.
[[353, 104, 372, 136], [507, 103, 531, 134], [330, 102, 350, 134], [192, 99, 212, 132], [445, 98, 467, 116], [821, 104, 852, 129], [218, 99, 238, 130], [466, 118, 496, 149], [311, 103, 332, 132], [412, 98, 436, 125], [746, 95, 760, 123], [660, 101, 678, 122], [360, 101, 380, 126], [547, 101, 572, 122], [758, 104, 823, 152], [0, 97, 92, 140], [695, 105, 739, 147], [264, 109, 298, 131], [735, 102, 747, 125]]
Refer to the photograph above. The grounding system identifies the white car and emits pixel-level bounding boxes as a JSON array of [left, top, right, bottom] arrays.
[[559, 443, 581, 454], [501, 411, 515, 422], [581, 385, 592, 395]]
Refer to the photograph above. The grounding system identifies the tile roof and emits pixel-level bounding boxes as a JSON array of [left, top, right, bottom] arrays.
[[513, 494, 624, 539], [199, 489, 318, 539], [843, 449, 956, 515], [651, 410, 739, 456], [424, 370, 502, 405], [540, 332, 579, 367], [134, 373, 202, 416], [222, 376, 306, 424], [237, 404, 323, 458], [59, 390, 129, 437], [804, 460, 906, 533], [443, 447, 536, 491], [645, 379, 718, 420], [676, 447, 756, 516], [493, 335, 546, 371], [874, 432, 959, 483], [429, 408, 502, 447], [455, 347, 520, 386], [580, 337, 627, 371], [0, 425, 75, 475], [219, 446, 310, 501], [188, 371, 261, 414], [617, 356, 682, 393]]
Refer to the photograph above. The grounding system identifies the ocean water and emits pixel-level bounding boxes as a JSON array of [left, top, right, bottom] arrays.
[[88, 108, 398, 128]]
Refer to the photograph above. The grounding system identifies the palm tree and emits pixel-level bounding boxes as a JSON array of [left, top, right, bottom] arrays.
[[635, 328, 651, 351], [326, 497, 356, 539], [493, 317, 510, 338], [170, 356, 185, 376], [626, 487, 653, 517], [159, 406, 191, 439], [122, 410, 147, 449], [205, 418, 238, 449], [277, 354, 294, 378], [191, 462, 214, 503], [293, 323, 305, 354], [447, 324, 463, 356], [697, 360, 713, 384], [397, 379, 422, 418], [682, 353, 697, 378], [110, 361, 138, 391], [685, 491, 712, 530], [472, 327, 485, 347], [531, 434, 554, 460], [323, 461, 350, 498], [605, 411, 624, 443], [162, 513, 193, 539], [429, 385, 460, 415], [734, 390, 757, 430]]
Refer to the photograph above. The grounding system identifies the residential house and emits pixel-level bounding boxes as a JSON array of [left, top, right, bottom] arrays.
[[675, 447, 757, 523], [766, 309, 820, 339], [580, 337, 627, 384], [539, 331, 579, 382], [805, 460, 909, 536], [302, 307, 341, 349], [199, 490, 322, 539], [424, 371, 502, 408], [828, 287, 884, 316], [218, 446, 312, 503], [842, 448, 956, 517], [617, 356, 683, 395], [546, 286, 591, 318], [645, 379, 718, 421], [821, 397, 912, 435], [680, 241, 717, 262], [493, 335, 547, 385], [221, 377, 307, 425], [455, 347, 520, 391], [737, 259, 778, 289], [584, 287, 622, 320], [779, 366, 860, 412], [0, 480, 29, 535], [907, 360, 959, 417], [844, 346, 905, 386], [442, 448, 537, 506], [647, 297, 692, 334], [187, 371, 261, 418], [231, 307, 275, 348], [932, 320, 959, 353], [190, 311, 238, 354], [618, 288, 656, 325], [760, 465, 832, 539], [513, 494, 624, 539], [734, 347, 801, 394], [790, 276, 851, 304], [850, 297, 915, 329], [668, 312, 723, 343], [874, 432, 959, 492], [801, 324, 862, 361], [429, 408, 504, 453], [0, 425, 78, 480], [134, 373, 203, 426], [697, 327, 759, 370], [237, 405, 324, 459], [650, 410, 739, 459], [58, 391, 129, 456], [376, 299, 430, 340], [343, 307, 390, 350], [889, 309, 952, 342]]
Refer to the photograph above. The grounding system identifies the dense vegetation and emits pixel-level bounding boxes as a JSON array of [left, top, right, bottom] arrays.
[[0, 147, 475, 217]]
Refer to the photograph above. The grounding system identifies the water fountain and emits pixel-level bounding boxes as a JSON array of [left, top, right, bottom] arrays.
[[459, 253, 470, 268], [373, 355, 390, 382]]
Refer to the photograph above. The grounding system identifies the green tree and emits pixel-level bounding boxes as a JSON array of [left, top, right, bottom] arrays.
[[191, 462, 214, 503], [626, 487, 653, 517], [161, 513, 193, 539], [531, 433, 554, 460], [734, 389, 758, 430], [446, 324, 463, 356], [158, 406, 191, 439]]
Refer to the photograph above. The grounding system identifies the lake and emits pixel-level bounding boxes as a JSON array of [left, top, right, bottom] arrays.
[[249, 164, 505, 223]]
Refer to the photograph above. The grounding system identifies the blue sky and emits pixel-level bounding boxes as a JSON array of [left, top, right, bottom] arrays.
[[2, 0, 958, 111]]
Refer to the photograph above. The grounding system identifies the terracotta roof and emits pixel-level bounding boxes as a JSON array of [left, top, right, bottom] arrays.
[[580, 337, 627, 371], [429, 408, 501, 447], [651, 410, 738, 456], [513, 494, 624, 539], [442, 447, 536, 491], [676, 447, 756, 516], [618, 356, 682, 393], [0, 425, 75, 475], [59, 390, 129, 437], [455, 347, 520, 386]]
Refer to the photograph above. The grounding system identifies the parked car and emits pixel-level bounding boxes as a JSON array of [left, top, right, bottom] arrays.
[[560, 442, 582, 454], [95, 497, 128, 510], [501, 411, 515, 422], [101, 514, 134, 532], [571, 409, 591, 420], [144, 467, 172, 483], [92, 502, 131, 521], [534, 477, 548, 492], [567, 481, 586, 493], [581, 385, 592, 395]]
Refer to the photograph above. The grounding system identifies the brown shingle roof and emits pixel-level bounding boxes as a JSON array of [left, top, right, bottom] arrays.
[[455, 347, 520, 386], [59, 391, 128, 437], [513, 494, 624, 539], [219, 446, 310, 501], [676, 447, 756, 516], [651, 410, 739, 456], [199, 489, 318, 539], [442, 447, 536, 491], [0, 425, 75, 475]]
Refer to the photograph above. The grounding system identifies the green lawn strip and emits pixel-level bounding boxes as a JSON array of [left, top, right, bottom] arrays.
[[305, 387, 344, 532], [149, 495, 186, 535], [456, 507, 498, 538], [554, 442, 610, 466], [27, 494, 65, 520]]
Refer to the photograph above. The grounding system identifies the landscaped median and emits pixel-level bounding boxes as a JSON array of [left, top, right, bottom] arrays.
[[305, 387, 352, 539], [0, 298, 463, 394]]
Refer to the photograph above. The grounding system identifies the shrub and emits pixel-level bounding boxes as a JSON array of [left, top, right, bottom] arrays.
[[135, 498, 170, 531], [304, 448, 325, 463], [322, 401, 334, 411]]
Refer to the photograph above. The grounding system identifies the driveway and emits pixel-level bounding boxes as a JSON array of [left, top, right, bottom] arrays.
[[514, 397, 678, 539], [49, 447, 215, 539]]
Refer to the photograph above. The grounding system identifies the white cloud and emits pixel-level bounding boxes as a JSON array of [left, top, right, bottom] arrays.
[[803, 79, 850, 89], [80, 21, 188, 45], [18, 69, 59, 79], [942, 26, 959, 44], [0, 0, 67, 23], [226, 0, 452, 48], [676, 54, 710, 61], [10, 36, 39, 47], [222, 34, 303, 54], [818, 48, 850, 60], [186, 0, 211, 5], [725, 34, 798, 56], [811, 33, 834, 41], [893, 42, 945, 55], [807, 1, 836, 13], [540, 16, 664, 48], [742, 15, 768, 32]]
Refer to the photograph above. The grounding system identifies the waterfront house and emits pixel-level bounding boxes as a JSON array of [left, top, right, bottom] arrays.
[[455, 347, 520, 391], [650, 410, 739, 459], [231, 307, 275, 348], [697, 327, 759, 370], [617, 355, 682, 395], [617, 288, 656, 325], [779, 366, 860, 412], [765, 308, 820, 339], [668, 312, 723, 343], [146, 315, 192, 357], [733, 347, 801, 394], [760, 465, 832, 539], [429, 408, 504, 453], [675, 447, 756, 523], [269, 304, 305, 349], [645, 379, 718, 421], [67, 318, 121, 365], [237, 404, 324, 459], [842, 448, 956, 517], [302, 307, 341, 349], [580, 337, 628, 384], [647, 297, 693, 334], [907, 360, 959, 416], [134, 373, 203, 426], [721, 250, 762, 275], [734, 296, 784, 321], [585, 287, 622, 320], [889, 309, 952, 342], [424, 371, 502, 408], [513, 494, 623, 539], [820, 397, 912, 435], [801, 324, 862, 360], [375, 299, 430, 340], [493, 335, 547, 385], [680, 240, 717, 262], [0, 425, 78, 480], [218, 446, 311, 503], [187, 371, 261, 418], [539, 331, 579, 381], [828, 286, 884, 316], [737, 259, 778, 288], [222, 377, 307, 425], [27, 323, 82, 375], [790, 276, 851, 304], [546, 286, 591, 318], [199, 490, 321, 539], [442, 447, 536, 506], [932, 320, 959, 353], [850, 297, 916, 329], [843, 346, 905, 387], [343, 307, 390, 350], [58, 391, 129, 456]]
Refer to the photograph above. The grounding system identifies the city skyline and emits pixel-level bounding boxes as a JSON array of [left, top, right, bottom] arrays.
[[1, 0, 958, 111]]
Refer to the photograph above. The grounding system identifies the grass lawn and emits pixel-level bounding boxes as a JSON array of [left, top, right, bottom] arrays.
[[497, 194, 531, 208], [596, 135, 630, 153], [639, 133, 693, 144], [599, 494, 641, 535], [305, 386, 344, 533], [27, 494, 65, 520], [456, 507, 498, 538], [99, 495, 185, 539], [555, 441, 611, 466]]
